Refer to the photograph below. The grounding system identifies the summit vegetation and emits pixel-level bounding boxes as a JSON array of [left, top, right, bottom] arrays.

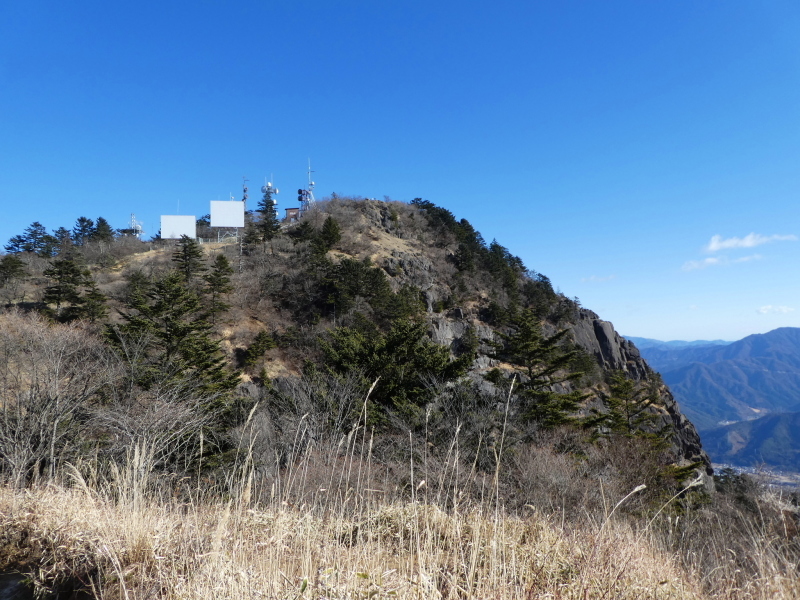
[[0, 197, 798, 599]]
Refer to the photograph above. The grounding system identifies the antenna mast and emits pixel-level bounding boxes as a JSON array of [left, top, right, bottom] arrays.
[[129, 214, 143, 239], [241, 176, 249, 210], [261, 176, 279, 208], [298, 159, 316, 215]]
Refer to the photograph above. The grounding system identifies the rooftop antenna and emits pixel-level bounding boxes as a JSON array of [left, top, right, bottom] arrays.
[[298, 159, 316, 215]]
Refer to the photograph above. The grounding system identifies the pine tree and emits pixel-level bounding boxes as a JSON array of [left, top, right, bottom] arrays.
[[72, 217, 95, 245], [0, 255, 26, 287], [322, 318, 472, 421], [52, 227, 73, 254], [109, 271, 238, 398], [243, 330, 276, 367], [90, 217, 115, 243], [5, 222, 59, 257], [172, 235, 206, 281], [80, 281, 108, 323], [490, 308, 587, 428], [43, 256, 87, 319], [590, 371, 668, 440], [317, 216, 341, 251], [256, 186, 281, 249], [42, 254, 106, 322], [203, 254, 234, 323]]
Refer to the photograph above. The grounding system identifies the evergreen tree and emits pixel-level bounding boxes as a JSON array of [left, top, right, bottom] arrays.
[[0, 255, 26, 287], [172, 235, 206, 281], [72, 217, 95, 245], [256, 186, 281, 244], [319, 216, 341, 249], [203, 253, 234, 323], [80, 281, 108, 323], [42, 254, 106, 322], [53, 227, 73, 255], [5, 222, 59, 257], [90, 217, 115, 243], [322, 318, 473, 422], [43, 256, 86, 318], [589, 372, 668, 440], [109, 271, 238, 399], [490, 308, 587, 428], [243, 330, 276, 367]]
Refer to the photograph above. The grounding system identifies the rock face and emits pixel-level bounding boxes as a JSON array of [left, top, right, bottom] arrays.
[[366, 206, 713, 484], [568, 309, 712, 478], [425, 303, 713, 482]]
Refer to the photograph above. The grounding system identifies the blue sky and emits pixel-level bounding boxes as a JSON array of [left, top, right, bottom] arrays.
[[2, 0, 800, 341]]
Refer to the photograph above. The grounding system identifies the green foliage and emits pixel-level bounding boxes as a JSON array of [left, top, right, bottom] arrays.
[[172, 235, 207, 281], [317, 258, 424, 325], [288, 220, 315, 244], [203, 254, 234, 323], [588, 372, 668, 440], [52, 227, 73, 253], [412, 199, 530, 313], [314, 216, 342, 253], [256, 187, 281, 244], [243, 330, 277, 367], [321, 318, 473, 424], [490, 308, 587, 428], [42, 254, 107, 322], [108, 271, 239, 401], [90, 217, 115, 243], [5, 221, 59, 257], [481, 300, 509, 325], [0, 255, 26, 287], [72, 217, 95, 246]]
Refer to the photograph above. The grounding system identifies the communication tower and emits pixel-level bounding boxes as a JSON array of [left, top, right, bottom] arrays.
[[261, 176, 279, 206], [241, 176, 249, 209], [297, 159, 316, 215], [129, 214, 144, 239]]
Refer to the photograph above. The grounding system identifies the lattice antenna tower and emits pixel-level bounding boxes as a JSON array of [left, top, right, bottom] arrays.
[[298, 159, 316, 215], [129, 213, 144, 239]]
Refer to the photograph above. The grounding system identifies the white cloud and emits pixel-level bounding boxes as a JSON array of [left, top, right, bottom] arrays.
[[682, 253, 763, 271], [682, 257, 721, 271], [581, 274, 616, 283], [757, 305, 795, 315], [733, 254, 763, 263], [706, 233, 797, 252]]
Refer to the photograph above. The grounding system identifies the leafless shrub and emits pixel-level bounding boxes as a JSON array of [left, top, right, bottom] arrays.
[[0, 310, 119, 487], [91, 381, 214, 472]]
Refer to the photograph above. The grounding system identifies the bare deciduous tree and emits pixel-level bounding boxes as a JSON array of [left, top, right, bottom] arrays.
[[0, 310, 118, 487]]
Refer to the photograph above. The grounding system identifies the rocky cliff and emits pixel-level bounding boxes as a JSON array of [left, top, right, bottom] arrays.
[[419, 298, 712, 480], [569, 309, 712, 477]]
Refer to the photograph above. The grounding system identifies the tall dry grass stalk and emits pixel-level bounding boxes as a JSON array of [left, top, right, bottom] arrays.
[[0, 480, 705, 599], [1, 382, 799, 599]]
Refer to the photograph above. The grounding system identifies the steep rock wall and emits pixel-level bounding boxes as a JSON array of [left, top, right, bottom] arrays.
[[569, 309, 712, 476], [424, 304, 713, 480]]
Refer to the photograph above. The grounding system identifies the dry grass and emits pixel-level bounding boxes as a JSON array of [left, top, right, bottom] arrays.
[[1, 431, 799, 599], [0, 477, 702, 599]]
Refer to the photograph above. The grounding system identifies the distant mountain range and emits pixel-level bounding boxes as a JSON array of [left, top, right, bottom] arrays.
[[701, 412, 800, 470], [631, 328, 800, 470], [626, 336, 730, 351]]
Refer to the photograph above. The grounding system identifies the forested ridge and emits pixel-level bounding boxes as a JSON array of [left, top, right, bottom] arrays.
[[1, 197, 798, 599]]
